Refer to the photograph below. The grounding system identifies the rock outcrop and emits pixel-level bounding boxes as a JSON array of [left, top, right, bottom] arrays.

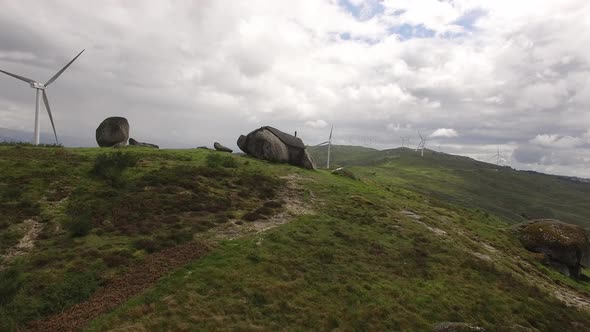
[[96, 117, 129, 147], [515, 219, 590, 277], [129, 138, 159, 149], [214, 142, 233, 153], [237, 126, 314, 169], [432, 322, 486, 332]]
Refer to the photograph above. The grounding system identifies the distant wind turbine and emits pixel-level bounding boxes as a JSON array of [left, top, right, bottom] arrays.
[[0, 49, 85, 145], [490, 146, 506, 165], [416, 131, 428, 157], [315, 125, 334, 169]]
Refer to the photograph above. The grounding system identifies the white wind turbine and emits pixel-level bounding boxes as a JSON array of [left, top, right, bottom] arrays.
[[416, 131, 428, 157], [316, 125, 334, 169], [0, 49, 85, 144], [490, 146, 507, 165]]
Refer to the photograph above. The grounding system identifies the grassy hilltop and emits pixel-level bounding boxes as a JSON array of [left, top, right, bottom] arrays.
[[308, 145, 590, 227], [1, 144, 590, 331]]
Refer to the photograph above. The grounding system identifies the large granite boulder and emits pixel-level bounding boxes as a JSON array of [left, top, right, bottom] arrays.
[[129, 138, 159, 149], [214, 142, 233, 153], [96, 117, 129, 147], [237, 126, 315, 169], [514, 219, 590, 277]]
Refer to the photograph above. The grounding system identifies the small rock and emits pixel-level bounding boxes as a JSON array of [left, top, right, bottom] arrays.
[[331, 167, 357, 180], [129, 138, 159, 149], [214, 142, 233, 153]]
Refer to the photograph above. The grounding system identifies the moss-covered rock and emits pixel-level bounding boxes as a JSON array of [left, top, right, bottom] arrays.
[[515, 219, 590, 277]]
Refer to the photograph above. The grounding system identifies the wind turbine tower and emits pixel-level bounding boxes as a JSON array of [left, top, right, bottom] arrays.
[[326, 125, 333, 169], [0, 49, 85, 144], [491, 146, 506, 165], [416, 132, 427, 157], [315, 125, 334, 169]]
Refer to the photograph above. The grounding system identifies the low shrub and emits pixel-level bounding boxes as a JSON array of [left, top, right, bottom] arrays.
[[0, 262, 25, 305], [91, 152, 139, 187], [63, 213, 93, 237], [40, 270, 99, 314], [206, 153, 238, 168]]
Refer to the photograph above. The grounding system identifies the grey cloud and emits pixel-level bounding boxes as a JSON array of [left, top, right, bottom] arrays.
[[0, 0, 589, 177]]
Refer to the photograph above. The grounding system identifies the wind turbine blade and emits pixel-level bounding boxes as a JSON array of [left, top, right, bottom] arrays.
[[316, 141, 329, 146], [329, 125, 333, 141], [42, 90, 58, 143], [0, 69, 35, 84], [45, 49, 85, 86]]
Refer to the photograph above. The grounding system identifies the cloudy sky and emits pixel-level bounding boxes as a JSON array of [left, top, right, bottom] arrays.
[[1, 0, 589, 177]]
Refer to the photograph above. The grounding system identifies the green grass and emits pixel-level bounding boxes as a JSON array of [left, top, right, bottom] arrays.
[[2, 145, 590, 331], [87, 167, 590, 331], [0, 146, 283, 330], [309, 146, 590, 227]]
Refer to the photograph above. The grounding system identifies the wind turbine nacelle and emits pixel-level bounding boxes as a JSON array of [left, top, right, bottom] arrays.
[[30, 82, 45, 89]]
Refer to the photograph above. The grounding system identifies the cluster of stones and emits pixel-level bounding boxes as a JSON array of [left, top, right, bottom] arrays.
[[96, 119, 314, 170]]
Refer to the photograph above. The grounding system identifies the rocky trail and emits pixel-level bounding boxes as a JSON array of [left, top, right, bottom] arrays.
[[27, 242, 210, 332], [0, 219, 43, 271]]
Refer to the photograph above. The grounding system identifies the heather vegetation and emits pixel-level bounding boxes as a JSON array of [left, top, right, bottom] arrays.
[[1, 144, 590, 330]]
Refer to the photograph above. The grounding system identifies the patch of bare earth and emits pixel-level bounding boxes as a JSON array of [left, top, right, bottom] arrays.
[[199, 173, 315, 241], [0, 219, 43, 271], [27, 242, 210, 332]]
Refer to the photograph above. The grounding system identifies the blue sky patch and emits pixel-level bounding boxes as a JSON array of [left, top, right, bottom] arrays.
[[389, 24, 436, 40], [453, 8, 487, 30], [340, 0, 384, 20]]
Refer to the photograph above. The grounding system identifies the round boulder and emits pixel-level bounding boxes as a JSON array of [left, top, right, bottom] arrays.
[[96, 117, 129, 147], [515, 219, 590, 277]]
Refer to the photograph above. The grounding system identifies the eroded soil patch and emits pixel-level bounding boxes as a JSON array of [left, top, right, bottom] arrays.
[[0, 219, 43, 270]]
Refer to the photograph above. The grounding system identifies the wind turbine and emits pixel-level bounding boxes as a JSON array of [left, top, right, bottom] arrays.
[[0, 49, 85, 145], [416, 131, 427, 157], [490, 146, 506, 165], [315, 125, 334, 169]]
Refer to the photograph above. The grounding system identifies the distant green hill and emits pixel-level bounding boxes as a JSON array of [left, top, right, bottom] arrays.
[[1, 145, 590, 331], [308, 145, 590, 227]]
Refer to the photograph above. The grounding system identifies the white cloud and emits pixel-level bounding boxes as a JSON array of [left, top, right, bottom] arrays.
[[304, 119, 328, 129], [530, 134, 584, 148], [0, 0, 589, 177], [430, 128, 458, 138]]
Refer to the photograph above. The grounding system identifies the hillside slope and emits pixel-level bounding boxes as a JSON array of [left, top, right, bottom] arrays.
[[1, 145, 590, 331], [308, 146, 590, 227]]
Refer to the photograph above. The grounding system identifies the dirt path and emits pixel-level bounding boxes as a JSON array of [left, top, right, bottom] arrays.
[[27, 242, 210, 332], [0, 219, 43, 271]]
